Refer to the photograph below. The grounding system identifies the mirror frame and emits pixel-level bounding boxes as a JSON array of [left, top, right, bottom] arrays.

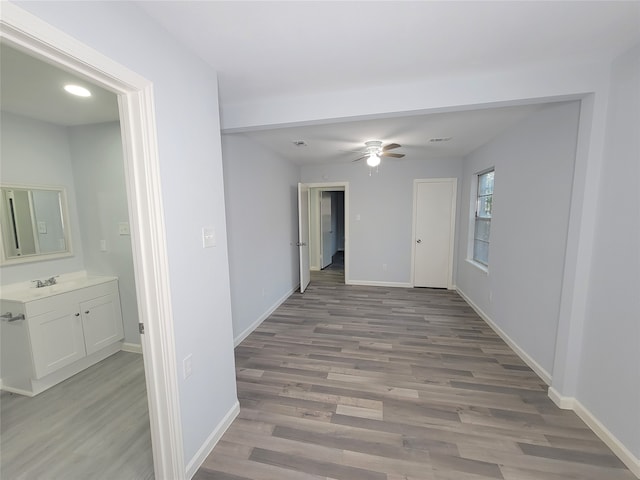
[[0, 183, 73, 266]]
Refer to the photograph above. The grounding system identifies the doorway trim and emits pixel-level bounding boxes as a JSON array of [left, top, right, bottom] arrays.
[[1, 4, 184, 478], [302, 182, 350, 283]]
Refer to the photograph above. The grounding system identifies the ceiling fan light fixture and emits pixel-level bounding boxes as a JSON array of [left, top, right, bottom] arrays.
[[366, 153, 381, 167]]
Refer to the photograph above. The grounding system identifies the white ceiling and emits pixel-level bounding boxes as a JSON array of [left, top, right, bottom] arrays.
[[135, 0, 638, 165], [2, 2, 639, 165], [136, 1, 640, 107], [0, 43, 119, 126]]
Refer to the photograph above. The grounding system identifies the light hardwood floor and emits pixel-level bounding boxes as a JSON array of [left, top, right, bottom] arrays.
[[195, 262, 635, 480], [1, 350, 153, 480]]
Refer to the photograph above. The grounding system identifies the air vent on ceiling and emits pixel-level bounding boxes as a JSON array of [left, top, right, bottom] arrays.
[[429, 137, 453, 143], [292, 140, 307, 147]]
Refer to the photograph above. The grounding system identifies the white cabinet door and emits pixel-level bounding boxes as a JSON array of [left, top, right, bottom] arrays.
[[81, 293, 124, 356], [28, 309, 86, 379]]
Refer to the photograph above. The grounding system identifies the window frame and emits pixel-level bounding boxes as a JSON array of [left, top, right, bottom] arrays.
[[468, 168, 494, 270]]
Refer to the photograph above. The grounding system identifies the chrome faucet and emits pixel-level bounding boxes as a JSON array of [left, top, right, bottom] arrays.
[[32, 276, 58, 288]]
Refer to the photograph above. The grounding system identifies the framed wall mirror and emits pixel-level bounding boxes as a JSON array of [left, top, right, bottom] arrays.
[[0, 184, 73, 265]]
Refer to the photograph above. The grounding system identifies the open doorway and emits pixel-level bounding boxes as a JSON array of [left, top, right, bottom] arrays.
[[310, 188, 345, 272], [298, 182, 349, 291], [0, 42, 153, 478], [1, 4, 185, 477]]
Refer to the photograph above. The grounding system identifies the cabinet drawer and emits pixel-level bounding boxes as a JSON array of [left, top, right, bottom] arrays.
[[25, 281, 119, 317]]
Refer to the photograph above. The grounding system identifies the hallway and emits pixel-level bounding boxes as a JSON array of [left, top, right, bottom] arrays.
[[194, 270, 633, 479]]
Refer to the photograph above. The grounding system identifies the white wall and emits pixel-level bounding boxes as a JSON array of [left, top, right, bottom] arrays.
[[221, 133, 300, 344], [301, 157, 463, 285], [0, 111, 85, 283], [67, 122, 139, 345], [0, 115, 140, 344], [456, 101, 580, 378], [309, 188, 321, 270], [335, 191, 345, 251], [577, 44, 640, 461], [14, 0, 238, 466], [221, 60, 606, 132]]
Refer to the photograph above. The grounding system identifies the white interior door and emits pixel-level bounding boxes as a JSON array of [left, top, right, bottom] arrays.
[[320, 191, 332, 269], [298, 183, 311, 293], [413, 179, 457, 288]]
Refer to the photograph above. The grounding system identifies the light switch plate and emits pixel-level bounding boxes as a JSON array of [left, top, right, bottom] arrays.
[[118, 222, 130, 235], [202, 227, 216, 248]]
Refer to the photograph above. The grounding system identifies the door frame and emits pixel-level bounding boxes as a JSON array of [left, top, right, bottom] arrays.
[[1, 4, 184, 478], [302, 182, 350, 283], [410, 178, 458, 289], [320, 191, 332, 269]]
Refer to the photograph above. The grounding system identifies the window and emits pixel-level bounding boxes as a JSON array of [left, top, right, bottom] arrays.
[[473, 169, 494, 266]]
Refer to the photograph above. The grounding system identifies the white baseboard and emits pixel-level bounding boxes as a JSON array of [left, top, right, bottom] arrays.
[[547, 386, 574, 409], [347, 280, 413, 288], [121, 342, 143, 354], [185, 400, 240, 479], [455, 287, 552, 385], [234, 286, 296, 347], [548, 388, 640, 478], [1, 384, 34, 397]]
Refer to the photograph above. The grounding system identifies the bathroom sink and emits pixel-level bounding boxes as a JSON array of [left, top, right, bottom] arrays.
[[1, 273, 118, 303]]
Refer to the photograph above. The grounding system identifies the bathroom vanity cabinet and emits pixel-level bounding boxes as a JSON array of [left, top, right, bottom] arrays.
[[1, 276, 124, 396]]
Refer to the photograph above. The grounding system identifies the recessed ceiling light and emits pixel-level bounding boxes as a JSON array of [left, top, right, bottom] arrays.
[[64, 84, 92, 97]]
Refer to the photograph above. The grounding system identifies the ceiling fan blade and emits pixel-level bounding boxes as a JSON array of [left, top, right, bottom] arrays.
[[382, 152, 405, 158], [383, 143, 401, 151], [352, 155, 367, 163]]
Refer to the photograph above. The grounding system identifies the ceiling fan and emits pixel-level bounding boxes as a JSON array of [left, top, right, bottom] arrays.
[[352, 140, 405, 167]]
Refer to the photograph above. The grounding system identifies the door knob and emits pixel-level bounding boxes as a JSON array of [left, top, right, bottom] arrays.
[[417, 239, 422, 243]]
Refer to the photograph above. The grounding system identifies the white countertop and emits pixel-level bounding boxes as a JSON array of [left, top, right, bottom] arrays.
[[0, 272, 118, 303]]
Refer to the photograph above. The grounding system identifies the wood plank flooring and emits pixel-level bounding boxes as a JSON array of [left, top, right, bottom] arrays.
[[1, 351, 154, 480], [195, 265, 635, 480]]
